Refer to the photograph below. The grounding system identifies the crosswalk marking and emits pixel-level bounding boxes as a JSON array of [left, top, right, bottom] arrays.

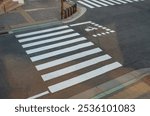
[[124, 0, 133, 2], [30, 42, 94, 62], [98, 0, 115, 5], [15, 22, 123, 96], [83, 0, 102, 7], [115, 0, 127, 4], [27, 91, 49, 99], [22, 33, 80, 48], [48, 62, 122, 93], [35, 48, 102, 71], [42, 54, 111, 81], [90, 0, 109, 6], [15, 25, 69, 38], [77, 0, 144, 9], [107, 0, 121, 4], [78, 1, 95, 8], [18, 29, 74, 43], [26, 38, 87, 55], [25, 37, 86, 54], [70, 21, 92, 27]]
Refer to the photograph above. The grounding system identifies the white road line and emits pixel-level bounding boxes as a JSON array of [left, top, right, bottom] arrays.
[[107, 0, 122, 4], [77, 1, 95, 8], [36, 48, 102, 71], [26, 38, 88, 55], [124, 0, 133, 2], [18, 29, 74, 43], [26, 37, 86, 54], [31, 42, 94, 62], [106, 32, 110, 34], [15, 25, 69, 38], [22, 33, 80, 48], [70, 21, 92, 27], [83, 0, 102, 7], [98, 0, 115, 5], [115, 0, 127, 4], [110, 30, 115, 33], [93, 35, 97, 37], [27, 91, 49, 99], [90, 0, 108, 6], [48, 62, 122, 93], [42, 54, 112, 81]]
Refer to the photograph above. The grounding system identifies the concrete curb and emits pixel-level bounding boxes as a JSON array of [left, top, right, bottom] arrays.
[[11, 20, 62, 33], [62, 5, 87, 24], [70, 68, 150, 99], [8, 3, 86, 33]]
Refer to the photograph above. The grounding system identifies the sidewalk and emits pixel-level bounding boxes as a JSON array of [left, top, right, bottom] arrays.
[[0, 0, 86, 33], [70, 68, 150, 99]]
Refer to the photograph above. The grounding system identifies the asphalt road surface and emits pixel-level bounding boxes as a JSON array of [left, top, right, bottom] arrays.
[[0, 0, 150, 99]]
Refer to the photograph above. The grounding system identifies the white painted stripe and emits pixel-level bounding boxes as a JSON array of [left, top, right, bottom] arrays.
[[18, 29, 74, 43], [110, 30, 115, 33], [31, 42, 94, 62], [124, 0, 133, 2], [115, 0, 127, 4], [22, 33, 80, 48], [83, 0, 101, 7], [77, 1, 95, 8], [90, 0, 108, 6], [93, 35, 97, 37], [15, 25, 69, 38], [36, 48, 102, 71], [42, 54, 112, 81], [27, 91, 49, 99], [107, 0, 122, 4], [98, 0, 115, 5], [102, 33, 106, 35], [70, 21, 92, 27], [26, 37, 86, 54], [106, 32, 110, 34], [48, 62, 122, 93]]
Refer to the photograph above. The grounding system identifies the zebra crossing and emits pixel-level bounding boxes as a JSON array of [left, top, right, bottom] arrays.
[[15, 23, 122, 97], [77, 0, 144, 9]]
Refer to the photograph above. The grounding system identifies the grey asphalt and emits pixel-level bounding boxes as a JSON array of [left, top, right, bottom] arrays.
[[70, 0, 150, 69], [0, 0, 150, 99]]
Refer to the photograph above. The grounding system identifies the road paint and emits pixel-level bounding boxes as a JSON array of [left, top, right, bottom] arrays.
[[101, 33, 106, 35], [110, 30, 115, 33], [106, 32, 110, 34], [107, 0, 122, 4], [18, 29, 74, 43], [36, 48, 102, 71], [48, 62, 122, 93], [91, 0, 108, 6], [26, 37, 86, 54], [22, 33, 80, 48], [93, 35, 97, 37], [124, 0, 133, 3], [98, 34, 102, 36], [98, 0, 115, 5], [42, 54, 112, 81], [77, 1, 95, 8], [30, 42, 94, 62], [70, 21, 92, 27], [83, 0, 101, 7], [15, 25, 69, 38], [115, 0, 127, 4], [27, 91, 49, 99]]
